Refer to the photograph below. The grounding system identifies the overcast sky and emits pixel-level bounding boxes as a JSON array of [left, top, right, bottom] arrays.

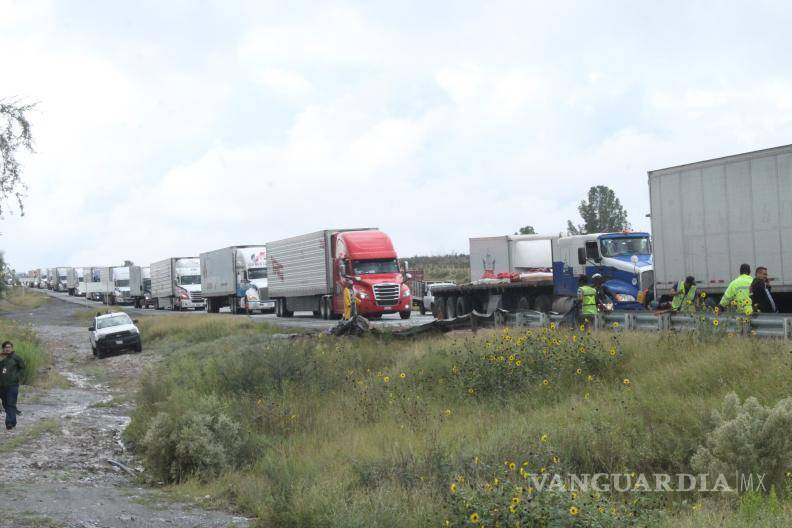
[[3, 1, 792, 271]]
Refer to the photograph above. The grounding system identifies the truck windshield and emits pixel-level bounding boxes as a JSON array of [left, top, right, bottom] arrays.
[[144, 279, 151, 290], [97, 313, 132, 329], [115, 280, 130, 287], [600, 237, 651, 257], [352, 259, 399, 275], [179, 275, 201, 285], [248, 268, 268, 280]]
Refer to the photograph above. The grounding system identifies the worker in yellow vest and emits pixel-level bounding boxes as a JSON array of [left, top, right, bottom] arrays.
[[719, 264, 754, 316], [577, 275, 598, 327], [670, 276, 697, 313]]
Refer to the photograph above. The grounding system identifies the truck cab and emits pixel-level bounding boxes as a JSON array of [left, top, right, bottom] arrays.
[[333, 230, 412, 319], [235, 248, 275, 313], [552, 232, 653, 310], [74, 268, 85, 296], [111, 266, 132, 304], [175, 260, 205, 310]]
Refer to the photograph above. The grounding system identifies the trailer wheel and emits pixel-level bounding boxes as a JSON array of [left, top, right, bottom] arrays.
[[455, 296, 469, 316], [419, 303, 426, 315], [400, 310, 411, 320], [517, 296, 531, 311], [535, 294, 552, 314], [445, 296, 457, 319]]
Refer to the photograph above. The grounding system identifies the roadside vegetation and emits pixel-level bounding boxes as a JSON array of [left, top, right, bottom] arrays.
[[408, 254, 470, 284], [0, 286, 50, 312], [0, 319, 49, 386], [124, 321, 792, 527]]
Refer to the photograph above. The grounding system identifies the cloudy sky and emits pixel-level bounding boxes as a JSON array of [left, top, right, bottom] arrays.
[[3, 0, 792, 271]]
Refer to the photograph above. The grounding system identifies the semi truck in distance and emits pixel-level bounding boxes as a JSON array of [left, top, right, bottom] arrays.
[[46, 268, 56, 290], [150, 257, 205, 310], [267, 229, 412, 320], [53, 267, 70, 292], [85, 267, 115, 302], [111, 266, 132, 304], [201, 245, 275, 314], [432, 233, 652, 319], [129, 266, 152, 308], [650, 144, 792, 312]]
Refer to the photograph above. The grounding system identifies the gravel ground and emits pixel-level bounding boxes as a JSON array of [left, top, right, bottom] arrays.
[[0, 297, 250, 528]]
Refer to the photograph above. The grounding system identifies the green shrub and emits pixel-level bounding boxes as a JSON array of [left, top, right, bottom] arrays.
[[138, 393, 243, 483], [0, 320, 48, 385], [691, 392, 792, 494]]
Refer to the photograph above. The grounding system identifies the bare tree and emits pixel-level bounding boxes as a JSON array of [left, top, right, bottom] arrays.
[[0, 100, 35, 216]]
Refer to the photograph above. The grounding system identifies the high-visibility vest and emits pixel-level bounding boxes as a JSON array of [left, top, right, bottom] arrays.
[[578, 285, 598, 315], [671, 280, 697, 312], [720, 274, 754, 316]]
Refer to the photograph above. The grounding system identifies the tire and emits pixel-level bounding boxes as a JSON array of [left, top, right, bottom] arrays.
[[155, 299, 163, 310], [230, 296, 239, 315], [134, 342, 142, 353], [445, 296, 457, 319], [534, 294, 552, 314], [320, 297, 329, 320], [96, 346, 106, 359], [400, 310, 411, 320], [517, 296, 531, 311], [91, 344, 97, 357], [455, 296, 469, 316], [419, 303, 426, 315], [275, 299, 282, 317]]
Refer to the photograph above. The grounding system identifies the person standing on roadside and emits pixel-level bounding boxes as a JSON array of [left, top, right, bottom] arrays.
[[719, 264, 754, 316], [751, 266, 778, 314], [0, 341, 25, 431]]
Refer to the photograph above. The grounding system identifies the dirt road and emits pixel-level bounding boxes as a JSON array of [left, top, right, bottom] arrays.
[[0, 297, 249, 528]]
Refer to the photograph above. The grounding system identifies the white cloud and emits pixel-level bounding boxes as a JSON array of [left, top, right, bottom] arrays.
[[254, 68, 312, 96]]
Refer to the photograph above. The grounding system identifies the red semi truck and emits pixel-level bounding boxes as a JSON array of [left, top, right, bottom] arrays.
[[266, 228, 412, 320]]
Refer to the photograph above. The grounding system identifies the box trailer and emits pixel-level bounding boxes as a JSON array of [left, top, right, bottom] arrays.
[[201, 245, 275, 314], [85, 267, 115, 301], [649, 144, 792, 311], [129, 266, 152, 308], [150, 257, 205, 310], [267, 228, 412, 319]]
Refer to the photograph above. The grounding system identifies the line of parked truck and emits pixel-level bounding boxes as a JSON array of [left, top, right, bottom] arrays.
[[22, 144, 792, 317]]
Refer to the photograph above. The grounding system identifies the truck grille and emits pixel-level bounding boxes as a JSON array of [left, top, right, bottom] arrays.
[[107, 330, 132, 339], [640, 270, 654, 291], [190, 291, 204, 302], [373, 283, 400, 306]]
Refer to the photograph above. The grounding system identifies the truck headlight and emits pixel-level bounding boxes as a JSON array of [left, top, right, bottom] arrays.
[[403, 288, 410, 297], [355, 290, 369, 299], [614, 294, 636, 302]]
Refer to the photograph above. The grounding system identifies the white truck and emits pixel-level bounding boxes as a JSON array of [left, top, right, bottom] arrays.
[[201, 245, 275, 314], [649, 144, 792, 312], [129, 266, 152, 308], [53, 267, 71, 292], [85, 267, 115, 302], [46, 268, 56, 290], [111, 266, 132, 304], [73, 268, 86, 296], [150, 257, 205, 310]]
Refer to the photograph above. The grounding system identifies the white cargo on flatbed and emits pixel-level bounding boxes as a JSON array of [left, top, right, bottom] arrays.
[[649, 144, 792, 296], [469, 235, 554, 282]]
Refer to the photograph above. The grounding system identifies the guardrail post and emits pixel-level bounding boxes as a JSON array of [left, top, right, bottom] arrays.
[[784, 318, 791, 340]]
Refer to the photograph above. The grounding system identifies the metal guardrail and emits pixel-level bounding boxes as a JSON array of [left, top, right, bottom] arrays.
[[394, 309, 792, 339]]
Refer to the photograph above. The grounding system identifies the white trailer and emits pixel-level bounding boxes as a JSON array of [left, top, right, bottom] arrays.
[[66, 268, 78, 295], [649, 144, 792, 312], [201, 245, 275, 314], [150, 257, 205, 310], [73, 267, 86, 296], [111, 266, 132, 305], [85, 267, 115, 301], [129, 266, 152, 308]]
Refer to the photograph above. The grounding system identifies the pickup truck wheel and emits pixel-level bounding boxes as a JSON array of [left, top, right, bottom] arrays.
[[134, 342, 142, 353], [96, 346, 106, 359], [445, 296, 457, 319]]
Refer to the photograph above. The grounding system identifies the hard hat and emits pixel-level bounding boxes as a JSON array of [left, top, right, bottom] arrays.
[[592, 273, 603, 280]]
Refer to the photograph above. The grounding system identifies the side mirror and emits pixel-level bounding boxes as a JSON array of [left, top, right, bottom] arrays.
[[338, 260, 347, 278], [88, 325, 95, 331], [577, 248, 586, 265], [405, 273, 413, 280]]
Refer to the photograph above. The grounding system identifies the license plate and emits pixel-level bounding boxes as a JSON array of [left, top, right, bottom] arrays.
[[116, 340, 123, 345]]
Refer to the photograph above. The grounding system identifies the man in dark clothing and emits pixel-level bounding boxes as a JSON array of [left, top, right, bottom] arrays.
[[0, 340, 25, 430], [751, 267, 778, 314]]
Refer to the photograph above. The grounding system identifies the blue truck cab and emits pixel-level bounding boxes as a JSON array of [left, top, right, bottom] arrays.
[[552, 232, 653, 310]]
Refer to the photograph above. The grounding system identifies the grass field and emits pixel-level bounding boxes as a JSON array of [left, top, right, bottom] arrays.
[[0, 287, 51, 312], [408, 254, 470, 284], [124, 318, 792, 527]]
